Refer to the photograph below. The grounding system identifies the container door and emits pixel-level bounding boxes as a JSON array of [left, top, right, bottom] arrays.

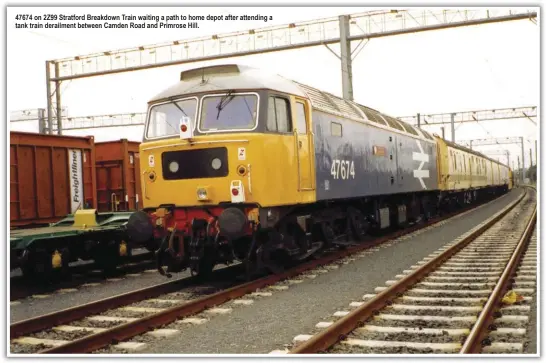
[[294, 99, 313, 191]]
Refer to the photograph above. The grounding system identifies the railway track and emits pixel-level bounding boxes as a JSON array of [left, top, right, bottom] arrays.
[[10, 250, 155, 302], [9, 191, 517, 354], [286, 187, 536, 354]]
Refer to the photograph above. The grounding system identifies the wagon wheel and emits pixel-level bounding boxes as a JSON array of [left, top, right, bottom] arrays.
[[95, 240, 121, 276], [21, 258, 42, 282], [21, 248, 69, 283]]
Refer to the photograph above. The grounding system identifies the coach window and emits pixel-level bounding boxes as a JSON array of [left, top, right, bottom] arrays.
[[457, 154, 463, 171], [295, 102, 307, 134], [267, 96, 291, 133]]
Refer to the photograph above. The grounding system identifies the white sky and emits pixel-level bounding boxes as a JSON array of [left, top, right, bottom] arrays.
[[7, 4, 540, 169]]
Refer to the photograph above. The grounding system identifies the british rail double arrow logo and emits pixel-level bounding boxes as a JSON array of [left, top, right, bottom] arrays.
[[413, 140, 430, 189]]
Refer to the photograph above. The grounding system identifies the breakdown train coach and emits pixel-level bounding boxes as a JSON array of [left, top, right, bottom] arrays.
[[126, 64, 512, 278]]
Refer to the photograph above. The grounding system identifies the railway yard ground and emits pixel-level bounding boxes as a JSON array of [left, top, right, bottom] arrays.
[[9, 187, 538, 355]]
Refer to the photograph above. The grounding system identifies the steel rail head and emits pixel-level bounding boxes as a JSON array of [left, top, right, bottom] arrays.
[[10, 270, 217, 339], [289, 189, 527, 354], [460, 192, 536, 353]]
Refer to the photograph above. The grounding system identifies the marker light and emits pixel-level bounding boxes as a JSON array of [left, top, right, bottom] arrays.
[[180, 124, 188, 132], [231, 188, 239, 196]]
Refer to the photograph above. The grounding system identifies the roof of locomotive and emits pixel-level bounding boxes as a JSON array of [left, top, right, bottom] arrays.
[[149, 64, 308, 102], [149, 64, 436, 142], [148, 64, 510, 170]]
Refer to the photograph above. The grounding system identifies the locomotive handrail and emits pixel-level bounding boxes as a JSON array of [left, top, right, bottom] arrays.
[[294, 128, 302, 192], [142, 171, 150, 200]]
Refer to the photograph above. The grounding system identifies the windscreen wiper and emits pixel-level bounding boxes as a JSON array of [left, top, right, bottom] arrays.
[[169, 97, 188, 117], [164, 98, 189, 133], [216, 90, 235, 120]]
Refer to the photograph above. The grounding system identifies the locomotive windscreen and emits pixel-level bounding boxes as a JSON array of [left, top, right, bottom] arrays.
[[200, 94, 258, 132], [147, 98, 197, 139]]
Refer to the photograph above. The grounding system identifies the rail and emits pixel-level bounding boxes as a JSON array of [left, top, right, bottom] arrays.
[[289, 188, 529, 353], [460, 188, 536, 353]]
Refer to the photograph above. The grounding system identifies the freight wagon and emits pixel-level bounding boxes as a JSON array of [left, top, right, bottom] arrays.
[[95, 139, 142, 213], [10, 132, 97, 228], [10, 133, 144, 278], [10, 134, 143, 228]]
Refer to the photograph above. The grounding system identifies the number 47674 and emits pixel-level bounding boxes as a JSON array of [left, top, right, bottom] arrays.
[[330, 159, 355, 180], [15, 14, 33, 20]]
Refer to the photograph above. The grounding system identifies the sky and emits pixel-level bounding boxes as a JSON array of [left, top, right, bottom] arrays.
[[7, 5, 540, 169]]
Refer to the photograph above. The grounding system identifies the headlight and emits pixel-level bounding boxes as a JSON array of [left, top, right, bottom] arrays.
[[169, 161, 179, 173], [197, 188, 208, 200], [211, 158, 222, 170]]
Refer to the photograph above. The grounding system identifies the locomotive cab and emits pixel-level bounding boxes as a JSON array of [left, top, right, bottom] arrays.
[[129, 64, 317, 276]]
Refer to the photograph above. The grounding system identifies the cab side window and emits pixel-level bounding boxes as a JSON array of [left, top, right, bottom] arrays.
[[295, 102, 307, 134], [267, 96, 291, 133]]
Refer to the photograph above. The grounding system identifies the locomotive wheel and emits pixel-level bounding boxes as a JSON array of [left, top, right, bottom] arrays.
[[255, 231, 285, 275], [320, 221, 336, 248], [194, 249, 215, 279], [244, 229, 269, 280], [244, 257, 259, 281], [295, 241, 324, 261], [348, 207, 368, 242]]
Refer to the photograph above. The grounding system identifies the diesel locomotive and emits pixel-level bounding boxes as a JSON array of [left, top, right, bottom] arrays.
[[126, 64, 511, 277]]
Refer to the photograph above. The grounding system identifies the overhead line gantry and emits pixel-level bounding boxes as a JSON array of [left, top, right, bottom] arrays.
[[44, 8, 537, 134], [397, 106, 537, 143]]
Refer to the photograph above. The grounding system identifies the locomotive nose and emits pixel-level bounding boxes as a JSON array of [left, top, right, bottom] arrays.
[[127, 211, 154, 244], [218, 207, 248, 239]]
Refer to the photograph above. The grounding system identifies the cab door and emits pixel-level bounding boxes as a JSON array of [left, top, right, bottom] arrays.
[[293, 98, 313, 191]]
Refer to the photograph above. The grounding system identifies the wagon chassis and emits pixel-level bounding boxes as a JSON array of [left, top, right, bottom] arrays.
[[10, 210, 135, 280]]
